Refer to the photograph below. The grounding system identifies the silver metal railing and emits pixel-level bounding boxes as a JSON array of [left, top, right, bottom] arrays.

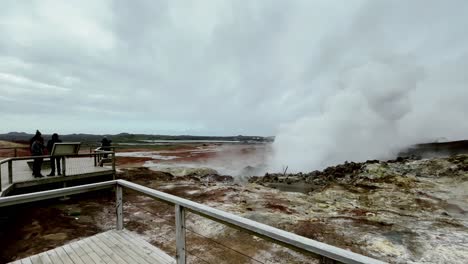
[[0, 180, 386, 264], [93, 147, 116, 167]]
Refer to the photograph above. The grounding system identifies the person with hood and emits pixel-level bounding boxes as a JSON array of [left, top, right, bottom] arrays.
[[47, 133, 62, 176], [101, 136, 112, 158], [29, 130, 42, 155], [31, 135, 45, 178]]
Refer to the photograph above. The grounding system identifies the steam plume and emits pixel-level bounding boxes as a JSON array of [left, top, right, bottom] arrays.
[[270, 0, 468, 172]]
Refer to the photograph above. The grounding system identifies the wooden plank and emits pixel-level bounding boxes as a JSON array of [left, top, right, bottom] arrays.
[[69, 240, 96, 264], [37, 252, 53, 264], [94, 231, 145, 264], [89, 234, 127, 264], [108, 230, 169, 264], [120, 230, 175, 264], [175, 205, 186, 264], [75, 239, 105, 264], [21, 258, 33, 264], [54, 247, 75, 264], [82, 236, 114, 264], [100, 231, 149, 264], [29, 254, 44, 264], [11, 231, 175, 264], [46, 249, 64, 264], [112, 231, 165, 263], [61, 244, 85, 264], [116, 186, 123, 230], [101, 231, 152, 264]]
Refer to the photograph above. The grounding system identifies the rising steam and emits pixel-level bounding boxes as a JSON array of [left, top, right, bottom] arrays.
[[270, 1, 468, 172]]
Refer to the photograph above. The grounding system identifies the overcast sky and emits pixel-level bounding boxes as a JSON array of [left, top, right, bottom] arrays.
[[1, 1, 467, 140]]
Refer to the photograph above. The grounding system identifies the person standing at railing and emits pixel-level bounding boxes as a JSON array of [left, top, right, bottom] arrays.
[[31, 136, 45, 178], [101, 136, 112, 158], [46, 133, 62, 176], [29, 130, 42, 155]]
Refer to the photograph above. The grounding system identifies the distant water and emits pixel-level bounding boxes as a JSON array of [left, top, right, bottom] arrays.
[[116, 141, 240, 146], [140, 140, 241, 144]]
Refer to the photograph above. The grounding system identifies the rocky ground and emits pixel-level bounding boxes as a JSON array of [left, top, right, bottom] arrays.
[[250, 155, 468, 263], [1, 147, 467, 263]]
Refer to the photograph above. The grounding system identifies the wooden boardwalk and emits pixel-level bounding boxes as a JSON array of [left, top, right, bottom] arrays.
[[1, 157, 114, 196], [9, 229, 175, 264]]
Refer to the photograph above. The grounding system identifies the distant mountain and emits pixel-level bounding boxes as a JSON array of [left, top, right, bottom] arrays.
[[0, 132, 274, 145], [399, 140, 468, 158]]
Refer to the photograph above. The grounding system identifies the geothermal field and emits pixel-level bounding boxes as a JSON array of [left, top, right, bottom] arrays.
[[1, 140, 467, 263]]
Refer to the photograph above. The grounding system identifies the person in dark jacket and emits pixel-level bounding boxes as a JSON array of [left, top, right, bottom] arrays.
[[31, 136, 45, 178], [29, 130, 42, 155], [47, 133, 62, 176], [101, 137, 112, 158]]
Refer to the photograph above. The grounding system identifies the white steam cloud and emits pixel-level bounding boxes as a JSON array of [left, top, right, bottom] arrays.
[[271, 1, 468, 172]]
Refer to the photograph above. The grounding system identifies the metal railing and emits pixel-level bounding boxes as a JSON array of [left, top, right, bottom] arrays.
[[93, 147, 116, 167], [0, 151, 116, 192], [0, 180, 386, 264]]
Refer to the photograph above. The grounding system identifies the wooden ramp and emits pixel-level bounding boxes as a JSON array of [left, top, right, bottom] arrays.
[[1, 158, 114, 196], [9, 229, 175, 264]]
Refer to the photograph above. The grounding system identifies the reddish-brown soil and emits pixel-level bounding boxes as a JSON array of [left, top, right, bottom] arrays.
[[0, 146, 30, 158], [116, 156, 153, 167]]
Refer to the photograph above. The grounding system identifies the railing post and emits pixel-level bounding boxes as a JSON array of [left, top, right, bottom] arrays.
[[0, 165, 2, 192], [62, 157, 66, 176], [112, 152, 116, 179], [8, 160, 13, 184], [175, 204, 186, 264], [116, 185, 123, 230], [14, 148, 17, 157]]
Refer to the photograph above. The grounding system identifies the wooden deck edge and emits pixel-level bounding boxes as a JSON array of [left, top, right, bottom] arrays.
[[8, 229, 175, 264], [13, 170, 115, 189], [0, 183, 15, 197]]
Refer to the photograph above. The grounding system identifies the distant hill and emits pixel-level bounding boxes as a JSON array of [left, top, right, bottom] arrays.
[[0, 132, 274, 145], [399, 140, 468, 158]]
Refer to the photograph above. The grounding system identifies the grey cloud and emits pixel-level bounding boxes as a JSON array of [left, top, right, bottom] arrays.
[[0, 0, 467, 168]]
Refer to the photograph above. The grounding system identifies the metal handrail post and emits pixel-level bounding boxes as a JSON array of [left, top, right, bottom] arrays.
[[175, 205, 186, 264], [112, 152, 116, 180], [116, 185, 123, 230], [62, 157, 66, 176], [8, 160, 13, 184]]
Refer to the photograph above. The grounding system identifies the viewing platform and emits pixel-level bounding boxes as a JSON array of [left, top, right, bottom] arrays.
[[0, 180, 386, 264], [9, 229, 175, 264], [0, 144, 115, 196]]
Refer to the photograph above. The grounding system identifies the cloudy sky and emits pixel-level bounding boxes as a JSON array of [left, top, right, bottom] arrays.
[[1, 0, 326, 136], [1, 0, 468, 169]]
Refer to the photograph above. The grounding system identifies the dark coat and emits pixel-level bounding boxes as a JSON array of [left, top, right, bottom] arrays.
[[31, 141, 44, 156], [101, 138, 112, 151], [47, 137, 62, 153]]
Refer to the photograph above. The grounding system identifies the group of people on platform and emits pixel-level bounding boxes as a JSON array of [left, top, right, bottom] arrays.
[[29, 130, 112, 178], [29, 130, 62, 178]]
